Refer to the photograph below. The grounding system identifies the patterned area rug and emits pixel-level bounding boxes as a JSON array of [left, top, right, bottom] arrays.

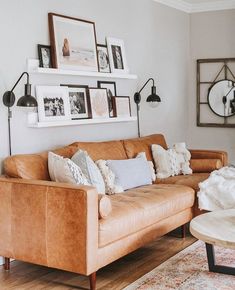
[[124, 241, 235, 290]]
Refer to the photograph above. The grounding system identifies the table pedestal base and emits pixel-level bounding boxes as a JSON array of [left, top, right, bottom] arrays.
[[206, 243, 235, 275]]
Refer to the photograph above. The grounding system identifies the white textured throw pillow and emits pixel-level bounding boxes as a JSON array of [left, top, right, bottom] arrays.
[[107, 158, 152, 191], [96, 160, 123, 195], [152, 143, 192, 179], [136, 152, 156, 182], [72, 150, 105, 194], [48, 152, 90, 185]]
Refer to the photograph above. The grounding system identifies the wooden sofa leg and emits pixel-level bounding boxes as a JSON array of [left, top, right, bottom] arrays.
[[89, 272, 96, 290], [4, 257, 10, 271], [181, 224, 186, 239]]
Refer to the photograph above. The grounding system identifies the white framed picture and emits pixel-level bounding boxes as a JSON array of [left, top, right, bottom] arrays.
[[36, 86, 70, 122], [114, 96, 131, 117], [106, 37, 129, 74], [89, 88, 110, 119], [49, 13, 99, 72]]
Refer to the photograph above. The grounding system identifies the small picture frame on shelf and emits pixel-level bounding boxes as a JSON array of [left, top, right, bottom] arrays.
[[61, 84, 92, 120], [48, 13, 99, 72], [114, 96, 131, 117], [97, 81, 117, 117], [89, 88, 110, 119], [97, 44, 111, 73], [38, 44, 52, 68], [106, 37, 129, 74], [36, 86, 70, 122]]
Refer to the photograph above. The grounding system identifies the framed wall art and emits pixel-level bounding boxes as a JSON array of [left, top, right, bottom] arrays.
[[36, 86, 70, 122], [114, 96, 131, 117], [38, 44, 52, 68], [61, 84, 92, 120], [97, 44, 111, 73], [97, 81, 117, 117], [48, 13, 99, 72], [106, 37, 129, 74], [89, 88, 109, 119]]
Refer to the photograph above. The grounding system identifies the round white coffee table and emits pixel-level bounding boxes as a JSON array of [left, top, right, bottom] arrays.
[[190, 209, 235, 275]]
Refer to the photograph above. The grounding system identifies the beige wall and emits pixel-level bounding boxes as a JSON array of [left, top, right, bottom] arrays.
[[0, 0, 190, 171], [187, 9, 235, 163]]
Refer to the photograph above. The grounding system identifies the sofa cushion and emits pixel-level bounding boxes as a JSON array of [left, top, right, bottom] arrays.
[[155, 173, 210, 191], [123, 134, 167, 162], [99, 184, 194, 247], [70, 141, 127, 161]]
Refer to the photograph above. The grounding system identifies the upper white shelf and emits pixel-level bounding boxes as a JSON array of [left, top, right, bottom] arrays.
[[27, 59, 138, 80], [28, 116, 137, 128]]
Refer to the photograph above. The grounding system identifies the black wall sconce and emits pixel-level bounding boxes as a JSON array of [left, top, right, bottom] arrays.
[[134, 78, 161, 137], [2, 72, 38, 155]]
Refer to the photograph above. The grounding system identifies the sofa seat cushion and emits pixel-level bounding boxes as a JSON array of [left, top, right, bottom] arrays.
[[99, 184, 194, 247], [155, 173, 210, 191]]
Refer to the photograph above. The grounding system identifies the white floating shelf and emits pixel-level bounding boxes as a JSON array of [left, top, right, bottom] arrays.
[[27, 59, 138, 80], [28, 116, 137, 128]]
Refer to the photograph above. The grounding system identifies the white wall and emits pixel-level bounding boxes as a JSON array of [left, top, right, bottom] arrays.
[[0, 0, 190, 171], [188, 9, 235, 163]]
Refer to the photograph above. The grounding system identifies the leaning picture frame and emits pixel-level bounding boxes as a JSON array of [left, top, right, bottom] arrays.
[[48, 13, 99, 72], [61, 84, 92, 120], [38, 44, 52, 68], [97, 81, 117, 117], [113, 96, 131, 117], [106, 37, 129, 74], [36, 86, 70, 122], [89, 88, 110, 119], [97, 44, 111, 73]]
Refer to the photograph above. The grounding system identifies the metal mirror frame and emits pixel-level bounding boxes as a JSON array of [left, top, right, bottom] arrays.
[[197, 58, 235, 128]]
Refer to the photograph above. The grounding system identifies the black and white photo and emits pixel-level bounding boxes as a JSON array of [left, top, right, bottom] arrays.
[[38, 45, 52, 68], [61, 85, 92, 119], [97, 44, 111, 73], [97, 81, 117, 117], [36, 86, 70, 122], [107, 37, 129, 74]]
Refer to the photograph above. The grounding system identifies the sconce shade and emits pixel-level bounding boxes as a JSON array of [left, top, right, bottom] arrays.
[[17, 84, 38, 107], [146, 86, 161, 103]]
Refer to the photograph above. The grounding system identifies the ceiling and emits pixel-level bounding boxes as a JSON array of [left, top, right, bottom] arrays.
[[154, 0, 235, 13]]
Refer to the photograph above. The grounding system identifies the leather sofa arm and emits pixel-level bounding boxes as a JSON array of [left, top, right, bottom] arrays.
[[0, 177, 98, 276], [189, 149, 228, 167]]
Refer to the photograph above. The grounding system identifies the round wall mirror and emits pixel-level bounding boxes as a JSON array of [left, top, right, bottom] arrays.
[[208, 80, 235, 117]]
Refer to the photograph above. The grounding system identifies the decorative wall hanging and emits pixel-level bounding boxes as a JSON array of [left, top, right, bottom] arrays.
[[197, 58, 235, 128], [48, 13, 99, 72]]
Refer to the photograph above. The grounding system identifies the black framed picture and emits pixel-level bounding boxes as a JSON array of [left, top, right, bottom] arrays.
[[38, 45, 52, 68], [97, 44, 111, 73], [61, 84, 92, 120], [97, 81, 117, 117]]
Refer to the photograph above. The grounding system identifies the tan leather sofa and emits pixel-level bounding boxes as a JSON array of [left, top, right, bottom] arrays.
[[0, 134, 227, 290]]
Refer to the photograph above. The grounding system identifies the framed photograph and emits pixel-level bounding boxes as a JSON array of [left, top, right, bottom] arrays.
[[89, 88, 109, 119], [38, 45, 52, 68], [48, 13, 99, 72], [36, 86, 70, 122], [97, 81, 117, 117], [97, 44, 111, 73], [114, 96, 131, 117], [61, 84, 92, 120], [106, 37, 129, 74]]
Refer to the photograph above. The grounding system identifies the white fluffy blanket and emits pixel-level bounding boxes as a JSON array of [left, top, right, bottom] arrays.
[[198, 166, 235, 211]]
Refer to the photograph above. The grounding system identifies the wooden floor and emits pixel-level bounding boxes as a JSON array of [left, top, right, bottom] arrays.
[[0, 231, 196, 290]]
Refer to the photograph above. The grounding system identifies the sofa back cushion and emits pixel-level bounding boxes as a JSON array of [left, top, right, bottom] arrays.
[[123, 134, 167, 162], [4, 141, 127, 180], [70, 140, 127, 161]]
